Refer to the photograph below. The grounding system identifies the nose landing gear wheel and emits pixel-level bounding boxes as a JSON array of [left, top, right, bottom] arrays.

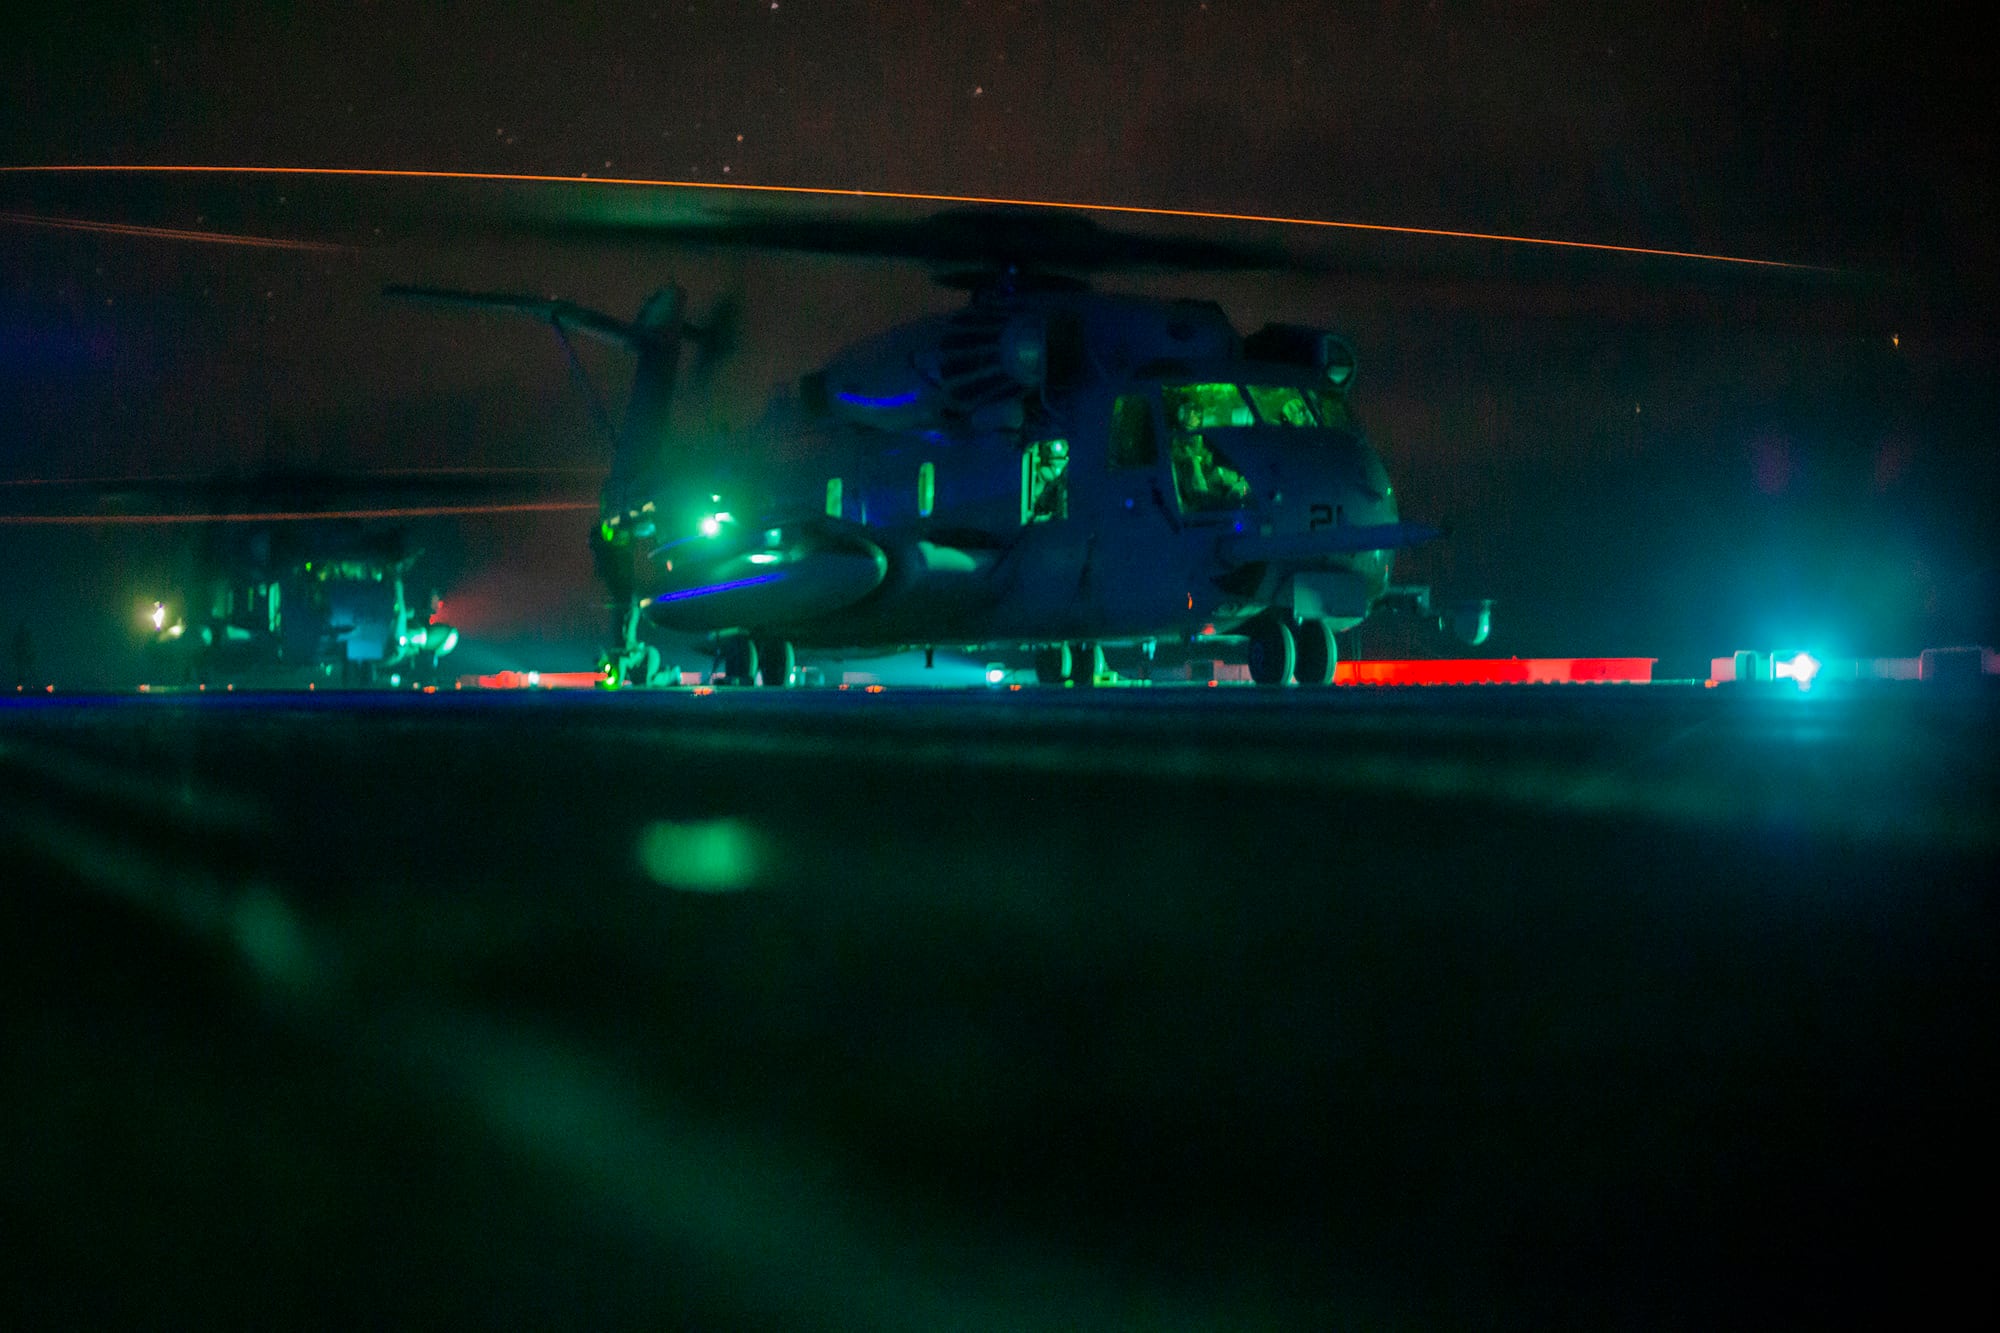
[[1033, 643, 1073, 684], [1245, 614, 1296, 686], [1292, 616, 1337, 686]]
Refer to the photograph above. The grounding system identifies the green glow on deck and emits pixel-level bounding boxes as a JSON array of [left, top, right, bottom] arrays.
[[637, 818, 764, 892]]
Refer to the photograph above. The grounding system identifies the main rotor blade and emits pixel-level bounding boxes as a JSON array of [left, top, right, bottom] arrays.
[[0, 163, 1828, 272], [0, 468, 602, 522], [1, 164, 1929, 331]]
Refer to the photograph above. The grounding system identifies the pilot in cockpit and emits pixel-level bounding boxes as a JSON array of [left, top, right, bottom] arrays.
[[1171, 404, 1250, 511]]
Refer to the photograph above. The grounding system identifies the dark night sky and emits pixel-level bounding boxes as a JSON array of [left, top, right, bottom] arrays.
[[2, 1, 1994, 682]]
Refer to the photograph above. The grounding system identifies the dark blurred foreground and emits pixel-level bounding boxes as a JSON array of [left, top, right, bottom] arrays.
[[3, 684, 1995, 1328]]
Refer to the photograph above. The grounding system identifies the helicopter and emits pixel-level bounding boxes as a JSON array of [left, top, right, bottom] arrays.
[[0, 466, 591, 687], [388, 206, 1493, 688], [141, 518, 458, 688]]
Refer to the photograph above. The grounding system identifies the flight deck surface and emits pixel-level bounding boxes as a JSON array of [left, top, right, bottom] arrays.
[[5, 683, 1995, 1328]]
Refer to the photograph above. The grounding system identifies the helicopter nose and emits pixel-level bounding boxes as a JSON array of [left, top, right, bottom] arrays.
[[1251, 431, 1396, 530]]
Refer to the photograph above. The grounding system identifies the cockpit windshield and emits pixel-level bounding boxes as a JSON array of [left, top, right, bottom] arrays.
[[1164, 383, 1253, 430], [1161, 382, 1353, 432], [1245, 384, 1352, 430]]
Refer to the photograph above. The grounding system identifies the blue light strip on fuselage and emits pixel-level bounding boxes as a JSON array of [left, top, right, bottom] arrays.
[[835, 389, 920, 409], [648, 572, 783, 605]]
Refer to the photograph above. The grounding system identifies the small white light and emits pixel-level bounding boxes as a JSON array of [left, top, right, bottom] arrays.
[[985, 667, 1005, 685], [528, 670, 541, 687], [747, 551, 780, 565], [1783, 651, 1821, 689], [150, 602, 166, 630], [699, 515, 722, 537]]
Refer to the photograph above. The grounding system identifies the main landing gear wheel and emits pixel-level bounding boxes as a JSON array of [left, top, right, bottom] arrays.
[[1291, 617, 1337, 686], [1033, 643, 1072, 685], [754, 638, 796, 687], [1245, 614, 1296, 686], [600, 642, 662, 688], [718, 635, 758, 686], [1069, 641, 1106, 686]]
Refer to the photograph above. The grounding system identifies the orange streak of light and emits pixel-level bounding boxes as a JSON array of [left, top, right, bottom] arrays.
[[0, 501, 596, 526], [0, 208, 349, 252], [0, 164, 1821, 270]]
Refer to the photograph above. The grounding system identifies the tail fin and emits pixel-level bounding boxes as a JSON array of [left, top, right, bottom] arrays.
[[618, 286, 689, 486]]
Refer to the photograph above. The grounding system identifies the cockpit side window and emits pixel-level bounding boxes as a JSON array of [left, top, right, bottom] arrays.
[[1169, 429, 1250, 514], [1307, 388, 1353, 430], [1162, 383, 1253, 431], [1110, 393, 1159, 467]]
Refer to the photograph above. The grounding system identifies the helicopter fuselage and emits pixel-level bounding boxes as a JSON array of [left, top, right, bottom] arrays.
[[611, 288, 1410, 657]]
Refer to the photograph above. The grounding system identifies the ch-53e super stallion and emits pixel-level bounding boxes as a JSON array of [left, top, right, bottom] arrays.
[[390, 203, 1492, 687]]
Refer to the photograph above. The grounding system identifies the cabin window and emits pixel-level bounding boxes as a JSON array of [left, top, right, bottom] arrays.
[[826, 477, 843, 518], [917, 461, 935, 517], [1163, 383, 1253, 431], [1022, 438, 1069, 523], [1110, 393, 1158, 467]]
